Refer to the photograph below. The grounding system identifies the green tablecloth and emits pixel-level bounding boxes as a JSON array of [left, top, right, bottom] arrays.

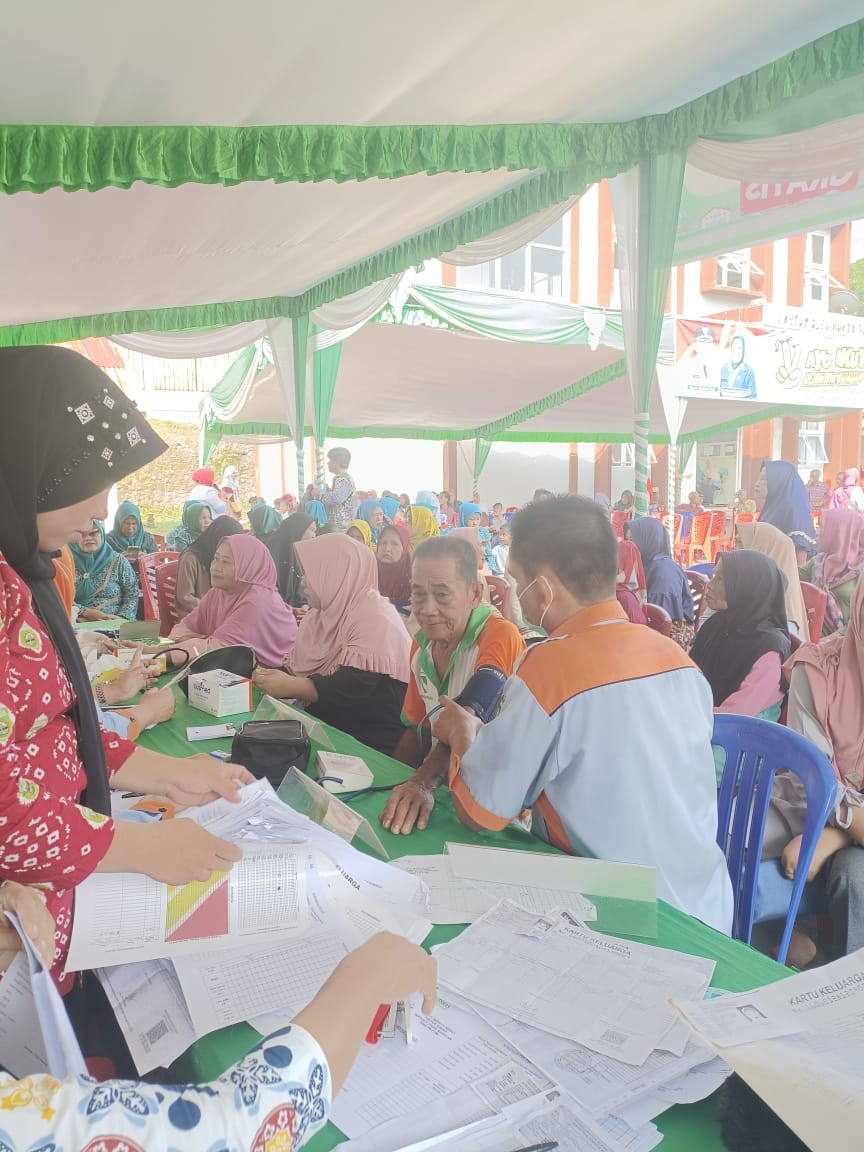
[[137, 687, 791, 1152]]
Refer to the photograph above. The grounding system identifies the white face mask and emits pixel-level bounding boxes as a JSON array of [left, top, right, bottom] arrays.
[[517, 574, 555, 630]]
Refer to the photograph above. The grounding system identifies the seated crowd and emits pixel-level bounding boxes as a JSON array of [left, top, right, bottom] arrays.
[[1, 347, 862, 1146]]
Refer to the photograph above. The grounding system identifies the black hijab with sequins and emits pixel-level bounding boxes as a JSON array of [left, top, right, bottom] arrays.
[[0, 347, 166, 813]]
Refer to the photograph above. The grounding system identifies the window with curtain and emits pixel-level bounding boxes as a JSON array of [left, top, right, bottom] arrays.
[[458, 216, 570, 298]]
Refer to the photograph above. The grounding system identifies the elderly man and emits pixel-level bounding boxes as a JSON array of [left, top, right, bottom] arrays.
[[438, 495, 733, 933], [380, 535, 524, 836]]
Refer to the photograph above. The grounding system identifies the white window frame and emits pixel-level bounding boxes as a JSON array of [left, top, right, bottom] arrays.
[[456, 215, 570, 299], [798, 419, 828, 466], [714, 250, 764, 292], [804, 230, 834, 311]]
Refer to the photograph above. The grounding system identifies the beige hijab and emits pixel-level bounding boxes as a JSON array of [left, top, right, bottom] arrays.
[[736, 521, 807, 634]]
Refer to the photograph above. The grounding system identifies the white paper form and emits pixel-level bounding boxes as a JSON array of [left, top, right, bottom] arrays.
[[357, 1090, 642, 1152], [676, 949, 864, 1152], [97, 959, 197, 1075], [475, 1002, 717, 1118], [437, 901, 714, 1066], [393, 855, 596, 925], [182, 779, 430, 915], [174, 930, 354, 1037], [5, 913, 86, 1078], [0, 953, 49, 1076], [66, 842, 308, 969], [330, 994, 553, 1144]]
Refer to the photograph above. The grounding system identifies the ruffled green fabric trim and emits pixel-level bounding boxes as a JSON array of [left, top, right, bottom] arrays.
[[2, 22, 860, 198], [641, 19, 864, 150], [0, 122, 639, 195]]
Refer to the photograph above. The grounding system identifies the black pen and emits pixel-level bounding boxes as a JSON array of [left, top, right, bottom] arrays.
[[507, 1143, 558, 1152]]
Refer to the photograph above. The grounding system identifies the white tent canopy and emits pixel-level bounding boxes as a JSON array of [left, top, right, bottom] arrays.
[[2, 4, 863, 499]]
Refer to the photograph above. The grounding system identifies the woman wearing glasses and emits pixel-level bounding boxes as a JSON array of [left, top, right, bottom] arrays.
[[70, 519, 139, 620]]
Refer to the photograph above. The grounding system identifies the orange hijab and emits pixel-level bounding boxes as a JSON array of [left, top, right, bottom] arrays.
[[53, 545, 76, 616]]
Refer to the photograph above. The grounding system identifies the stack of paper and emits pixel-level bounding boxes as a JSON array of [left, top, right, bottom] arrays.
[[56, 779, 432, 1075], [676, 949, 864, 1151], [333, 900, 729, 1152]]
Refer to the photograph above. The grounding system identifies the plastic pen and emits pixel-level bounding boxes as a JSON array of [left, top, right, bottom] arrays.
[[506, 1143, 558, 1152]]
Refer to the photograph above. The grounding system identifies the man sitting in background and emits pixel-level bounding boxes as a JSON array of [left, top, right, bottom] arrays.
[[439, 495, 733, 933], [380, 535, 524, 836]]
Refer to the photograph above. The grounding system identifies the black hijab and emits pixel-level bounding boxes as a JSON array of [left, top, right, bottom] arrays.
[[0, 347, 166, 814], [187, 515, 244, 570], [268, 513, 315, 605], [690, 550, 791, 707]]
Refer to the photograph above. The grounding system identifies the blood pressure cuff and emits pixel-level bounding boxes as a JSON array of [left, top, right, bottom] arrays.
[[453, 665, 509, 724]]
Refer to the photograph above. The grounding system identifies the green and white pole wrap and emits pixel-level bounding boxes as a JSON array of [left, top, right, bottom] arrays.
[[634, 411, 650, 516], [315, 444, 326, 487], [667, 440, 677, 515], [296, 443, 305, 494]]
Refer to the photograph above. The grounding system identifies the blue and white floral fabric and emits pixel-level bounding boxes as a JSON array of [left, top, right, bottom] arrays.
[[0, 1025, 329, 1152]]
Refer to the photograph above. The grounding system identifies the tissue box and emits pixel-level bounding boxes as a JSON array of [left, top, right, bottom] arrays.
[[187, 669, 254, 717]]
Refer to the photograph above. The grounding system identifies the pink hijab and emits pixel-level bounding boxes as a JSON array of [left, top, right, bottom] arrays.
[[785, 575, 864, 790], [818, 507, 864, 589], [286, 534, 410, 681], [178, 535, 297, 666], [828, 468, 862, 510]]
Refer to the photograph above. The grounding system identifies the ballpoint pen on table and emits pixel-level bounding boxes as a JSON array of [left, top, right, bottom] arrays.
[[506, 1143, 558, 1152]]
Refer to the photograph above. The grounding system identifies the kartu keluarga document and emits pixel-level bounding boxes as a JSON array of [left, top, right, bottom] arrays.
[[436, 901, 714, 1066], [675, 948, 864, 1152], [66, 841, 308, 969], [0, 953, 50, 1077]]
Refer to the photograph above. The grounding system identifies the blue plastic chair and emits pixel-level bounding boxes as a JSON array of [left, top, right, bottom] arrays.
[[688, 562, 715, 576], [712, 714, 836, 966]]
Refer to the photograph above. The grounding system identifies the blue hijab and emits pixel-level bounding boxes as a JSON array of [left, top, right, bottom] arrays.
[[628, 517, 694, 624], [69, 522, 120, 606], [106, 500, 148, 551], [458, 501, 483, 527], [304, 499, 328, 527], [415, 490, 440, 516], [379, 496, 400, 522], [759, 461, 817, 557], [357, 498, 384, 542]]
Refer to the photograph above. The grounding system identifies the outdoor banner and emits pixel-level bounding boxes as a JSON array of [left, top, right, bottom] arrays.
[[673, 167, 864, 263], [666, 312, 864, 410]]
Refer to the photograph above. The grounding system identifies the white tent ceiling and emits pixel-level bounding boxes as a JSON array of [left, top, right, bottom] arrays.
[[0, 3, 861, 346], [209, 312, 829, 447]]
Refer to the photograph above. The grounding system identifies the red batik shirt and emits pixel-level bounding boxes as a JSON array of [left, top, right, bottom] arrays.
[[0, 554, 135, 991]]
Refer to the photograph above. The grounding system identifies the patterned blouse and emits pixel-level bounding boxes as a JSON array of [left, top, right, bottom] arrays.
[[0, 1025, 330, 1151], [73, 553, 139, 620], [0, 555, 135, 991]]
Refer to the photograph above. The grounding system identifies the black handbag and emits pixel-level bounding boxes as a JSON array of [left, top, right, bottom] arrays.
[[230, 720, 311, 789]]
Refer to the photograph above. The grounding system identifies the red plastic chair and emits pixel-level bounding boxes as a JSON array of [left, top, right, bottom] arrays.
[[151, 533, 166, 550], [685, 570, 709, 628], [800, 582, 827, 643], [644, 603, 672, 637], [485, 576, 511, 619], [708, 510, 730, 560], [155, 559, 180, 634], [610, 510, 632, 541], [678, 512, 712, 567], [137, 552, 178, 621]]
